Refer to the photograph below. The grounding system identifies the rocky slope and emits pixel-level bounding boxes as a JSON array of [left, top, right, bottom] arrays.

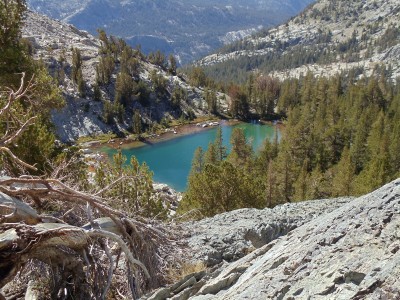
[[22, 11, 213, 142], [27, 0, 314, 64], [144, 179, 400, 299], [199, 0, 400, 82], [184, 197, 352, 267]]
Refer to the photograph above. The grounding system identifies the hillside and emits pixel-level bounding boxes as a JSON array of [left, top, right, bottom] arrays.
[[199, 0, 400, 82], [26, 0, 314, 64], [22, 11, 217, 142]]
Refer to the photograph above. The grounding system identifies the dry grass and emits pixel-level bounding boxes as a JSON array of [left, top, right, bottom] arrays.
[[166, 261, 207, 283]]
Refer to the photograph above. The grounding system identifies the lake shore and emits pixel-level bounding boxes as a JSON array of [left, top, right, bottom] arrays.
[[82, 118, 282, 154], [86, 119, 241, 151]]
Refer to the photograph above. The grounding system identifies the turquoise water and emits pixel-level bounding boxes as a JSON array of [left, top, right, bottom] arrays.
[[101, 122, 278, 192]]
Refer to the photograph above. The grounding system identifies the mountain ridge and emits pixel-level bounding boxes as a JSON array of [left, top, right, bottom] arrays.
[[27, 0, 315, 64], [199, 0, 400, 82]]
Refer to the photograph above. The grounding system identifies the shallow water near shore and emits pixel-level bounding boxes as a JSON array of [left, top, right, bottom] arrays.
[[101, 121, 279, 192]]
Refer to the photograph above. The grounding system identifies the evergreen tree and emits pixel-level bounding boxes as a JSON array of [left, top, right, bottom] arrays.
[[132, 109, 142, 135], [228, 85, 249, 118], [136, 80, 150, 106], [76, 69, 85, 97], [168, 54, 177, 75], [204, 142, 218, 165], [115, 71, 134, 106], [93, 83, 101, 101], [0, 0, 27, 85], [214, 126, 227, 162], [293, 160, 310, 201], [94, 150, 167, 219], [71, 48, 82, 83], [149, 69, 167, 97], [228, 128, 253, 167], [120, 45, 140, 78], [96, 55, 115, 85], [331, 147, 355, 196], [204, 89, 217, 114], [189, 147, 204, 175], [0, 0, 64, 175], [148, 50, 166, 68], [171, 87, 187, 110]]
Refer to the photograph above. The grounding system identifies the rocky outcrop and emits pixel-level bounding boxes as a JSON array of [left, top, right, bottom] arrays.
[[184, 197, 352, 266], [144, 179, 400, 299], [153, 183, 183, 216]]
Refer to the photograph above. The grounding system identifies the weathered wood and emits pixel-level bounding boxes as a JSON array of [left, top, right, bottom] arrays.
[[0, 192, 40, 225], [82, 217, 122, 235]]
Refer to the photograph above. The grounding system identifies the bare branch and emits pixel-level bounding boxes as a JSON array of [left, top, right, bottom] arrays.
[[87, 229, 150, 278], [1, 116, 37, 145], [94, 176, 137, 197], [0, 73, 39, 172], [101, 240, 114, 299], [0, 147, 38, 171]]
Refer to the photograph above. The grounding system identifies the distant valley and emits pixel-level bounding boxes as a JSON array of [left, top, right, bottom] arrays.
[[26, 0, 314, 64]]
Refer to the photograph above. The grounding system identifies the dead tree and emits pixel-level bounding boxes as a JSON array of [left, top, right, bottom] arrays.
[[0, 74, 183, 299]]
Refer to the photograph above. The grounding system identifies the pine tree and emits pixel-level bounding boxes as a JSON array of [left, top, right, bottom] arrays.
[[273, 142, 297, 203], [94, 150, 167, 219], [0, 0, 27, 85], [76, 69, 85, 97], [204, 142, 218, 165], [115, 71, 134, 106], [132, 109, 142, 135], [0, 7, 64, 176], [331, 147, 355, 196], [168, 54, 177, 75], [71, 48, 82, 83], [214, 126, 227, 162], [228, 128, 253, 167], [93, 83, 101, 101], [96, 55, 115, 85], [189, 147, 204, 175], [204, 89, 217, 114], [293, 160, 310, 201]]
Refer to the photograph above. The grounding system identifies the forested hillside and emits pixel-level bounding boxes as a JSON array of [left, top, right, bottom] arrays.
[[199, 0, 400, 83], [21, 11, 222, 142], [180, 70, 400, 217]]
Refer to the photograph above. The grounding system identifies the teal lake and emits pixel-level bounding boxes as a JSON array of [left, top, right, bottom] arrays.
[[101, 122, 278, 192]]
